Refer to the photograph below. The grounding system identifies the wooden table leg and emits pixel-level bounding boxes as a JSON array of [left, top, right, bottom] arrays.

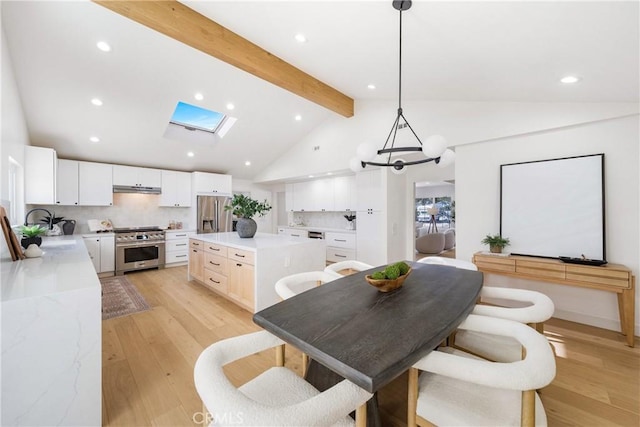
[[620, 278, 635, 347]]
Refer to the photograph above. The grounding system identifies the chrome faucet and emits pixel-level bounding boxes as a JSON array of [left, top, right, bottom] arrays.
[[25, 208, 53, 230]]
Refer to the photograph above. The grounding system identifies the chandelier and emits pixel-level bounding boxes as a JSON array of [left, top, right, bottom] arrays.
[[350, 0, 455, 174]]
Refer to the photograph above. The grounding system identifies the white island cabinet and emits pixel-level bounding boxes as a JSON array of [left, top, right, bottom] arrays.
[[1, 235, 101, 426], [188, 232, 326, 312]]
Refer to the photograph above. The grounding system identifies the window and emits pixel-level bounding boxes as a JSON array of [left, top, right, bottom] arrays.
[[170, 101, 227, 133]]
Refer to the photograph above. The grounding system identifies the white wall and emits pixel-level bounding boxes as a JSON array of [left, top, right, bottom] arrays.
[[415, 184, 455, 200], [1, 25, 30, 259], [456, 115, 639, 333]]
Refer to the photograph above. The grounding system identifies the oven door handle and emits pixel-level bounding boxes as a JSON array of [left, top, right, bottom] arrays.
[[116, 242, 165, 248]]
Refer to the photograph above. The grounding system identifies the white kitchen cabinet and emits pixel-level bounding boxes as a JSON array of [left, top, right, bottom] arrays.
[[160, 170, 192, 207], [310, 178, 334, 211], [278, 227, 308, 238], [79, 162, 113, 206], [83, 234, 115, 275], [25, 146, 57, 205], [285, 183, 294, 211], [192, 172, 232, 195], [356, 169, 383, 212], [56, 159, 79, 205], [292, 182, 312, 211], [325, 231, 357, 263], [165, 230, 194, 265], [356, 211, 385, 266], [113, 165, 161, 188], [333, 175, 357, 212]]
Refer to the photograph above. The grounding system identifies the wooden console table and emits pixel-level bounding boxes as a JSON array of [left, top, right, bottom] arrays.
[[473, 252, 636, 347]]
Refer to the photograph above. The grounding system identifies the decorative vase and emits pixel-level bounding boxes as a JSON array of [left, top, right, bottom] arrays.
[[24, 243, 43, 258], [21, 236, 42, 249], [62, 220, 76, 235], [236, 218, 257, 238]]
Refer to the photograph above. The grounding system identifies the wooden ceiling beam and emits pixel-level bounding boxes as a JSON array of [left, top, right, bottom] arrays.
[[93, 0, 354, 117]]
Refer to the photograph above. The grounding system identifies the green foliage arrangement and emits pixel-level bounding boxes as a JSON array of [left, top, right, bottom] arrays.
[[19, 224, 49, 238], [481, 234, 510, 249], [224, 194, 272, 219], [40, 213, 65, 225], [370, 261, 411, 280]]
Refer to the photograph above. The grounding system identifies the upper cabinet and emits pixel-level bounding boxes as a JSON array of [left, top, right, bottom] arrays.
[[113, 165, 161, 188], [52, 157, 113, 206], [78, 162, 113, 206], [160, 170, 192, 207], [333, 175, 357, 212], [56, 159, 79, 205], [286, 175, 356, 212], [356, 169, 383, 212], [192, 172, 232, 195], [25, 146, 57, 205]]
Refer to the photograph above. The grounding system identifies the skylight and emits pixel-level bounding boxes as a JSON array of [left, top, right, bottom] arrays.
[[170, 101, 226, 133]]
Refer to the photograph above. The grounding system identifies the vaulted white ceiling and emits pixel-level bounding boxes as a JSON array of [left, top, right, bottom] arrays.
[[2, 1, 638, 180]]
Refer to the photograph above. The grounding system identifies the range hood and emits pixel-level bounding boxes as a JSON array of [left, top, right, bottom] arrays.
[[113, 185, 161, 195]]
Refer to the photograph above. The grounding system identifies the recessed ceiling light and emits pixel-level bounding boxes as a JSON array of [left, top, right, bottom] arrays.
[[245, 161, 251, 166], [367, 84, 376, 90], [327, 172, 333, 176], [91, 98, 103, 106], [294, 33, 307, 43], [226, 103, 235, 110], [194, 92, 204, 101], [187, 151, 194, 157], [308, 175, 314, 178], [560, 75, 581, 84], [295, 114, 302, 121], [89, 136, 100, 143], [96, 41, 111, 52]]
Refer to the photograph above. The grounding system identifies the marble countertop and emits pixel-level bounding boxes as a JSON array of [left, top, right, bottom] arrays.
[[193, 232, 326, 251], [278, 225, 356, 234], [1, 235, 99, 302]]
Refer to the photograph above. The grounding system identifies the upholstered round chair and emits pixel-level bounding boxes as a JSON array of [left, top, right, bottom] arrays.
[[324, 260, 373, 277]]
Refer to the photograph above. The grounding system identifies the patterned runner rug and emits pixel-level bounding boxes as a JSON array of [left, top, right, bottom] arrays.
[[101, 276, 150, 320]]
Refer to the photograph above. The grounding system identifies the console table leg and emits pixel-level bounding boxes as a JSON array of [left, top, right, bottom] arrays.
[[621, 279, 635, 347]]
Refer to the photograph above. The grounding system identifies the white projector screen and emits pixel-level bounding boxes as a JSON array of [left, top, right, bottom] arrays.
[[500, 154, 605, 260]]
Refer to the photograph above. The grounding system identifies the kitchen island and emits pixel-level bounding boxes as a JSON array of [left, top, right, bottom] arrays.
[[1, 235, 101, 426], [188, 232, 326, 312]]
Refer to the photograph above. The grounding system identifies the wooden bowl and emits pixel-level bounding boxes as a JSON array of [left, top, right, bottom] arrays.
[[365, 268, 412, 292]]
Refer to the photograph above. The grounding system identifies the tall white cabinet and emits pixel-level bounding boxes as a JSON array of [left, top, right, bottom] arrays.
[[356, 169, 386, 266], [25, 146, 57, 205]]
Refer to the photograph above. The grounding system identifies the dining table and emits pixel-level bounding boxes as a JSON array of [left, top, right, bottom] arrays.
[[253, 261, 483, 426]]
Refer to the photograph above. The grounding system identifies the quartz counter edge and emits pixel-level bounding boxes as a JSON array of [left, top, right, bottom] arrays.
[[191, 232, 323, 251]]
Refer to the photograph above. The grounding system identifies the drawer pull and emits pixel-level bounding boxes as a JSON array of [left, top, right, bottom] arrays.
[[335, 239, 347, 242], [175, 255, 187, 258], [192, 242, 200, 246], [234, 253, 245, 258], [176, 243, 187, 246], [209, 247, 220, 251], [209, 278, 220, 284], [335, 254, 347, 258], [291, 234, 300, 237], [236, 263, 242, 267], [209, 261, 220, 266], [175, 234, 187, 237]]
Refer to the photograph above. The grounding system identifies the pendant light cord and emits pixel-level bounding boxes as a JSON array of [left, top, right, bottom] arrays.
[[398, 9, 403, 112]]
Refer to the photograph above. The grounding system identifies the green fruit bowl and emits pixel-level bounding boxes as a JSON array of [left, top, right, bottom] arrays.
[[365, 268, 412, 292]]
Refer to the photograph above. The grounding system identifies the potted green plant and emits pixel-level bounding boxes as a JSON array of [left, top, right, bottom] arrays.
[[224, 194, 272, 238], [18, 225, 49, 249], [40, 213, 65, 236], [481, 234, 510, 254]]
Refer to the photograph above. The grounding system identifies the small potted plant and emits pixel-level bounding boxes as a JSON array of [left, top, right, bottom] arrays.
[[40, 213, 65, 236], [224, 194, 272, 238], [18, 225, 49, 249], [481, 234, 510, 254]]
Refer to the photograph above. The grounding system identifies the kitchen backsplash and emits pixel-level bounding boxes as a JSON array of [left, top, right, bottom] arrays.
[[287, 211, 356, 230], [30, 193, 192, 234]]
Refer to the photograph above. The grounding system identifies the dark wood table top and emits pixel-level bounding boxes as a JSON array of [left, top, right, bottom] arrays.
[[253, 261, 483, 393]]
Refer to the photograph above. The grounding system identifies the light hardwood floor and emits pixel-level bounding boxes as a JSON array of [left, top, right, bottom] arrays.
[[103, 266, 639, 426]]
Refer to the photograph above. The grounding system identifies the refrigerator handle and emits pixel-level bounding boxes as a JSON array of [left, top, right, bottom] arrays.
[[214, 199, 219, 232]]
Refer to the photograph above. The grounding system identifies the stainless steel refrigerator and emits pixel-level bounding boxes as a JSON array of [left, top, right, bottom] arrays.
[[197, 195, 233, 234]]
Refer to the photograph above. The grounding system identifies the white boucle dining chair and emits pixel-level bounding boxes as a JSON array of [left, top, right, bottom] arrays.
[[274, 271, 339, 375], [324, 260, 374, 278], [194, 330, 372, 427], [408, 314, 556, 427], [418, 256, 554, 361]]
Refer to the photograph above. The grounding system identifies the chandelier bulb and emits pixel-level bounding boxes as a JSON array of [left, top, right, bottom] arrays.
[[349, 157, 366, 173], [356, 142, 378, 162], [422, 135, 447, 159], [437, 149, 456, 168]]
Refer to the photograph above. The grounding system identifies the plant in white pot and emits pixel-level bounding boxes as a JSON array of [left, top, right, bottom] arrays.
[[224, 194, 272, 238], [18, 224, 48, 249]]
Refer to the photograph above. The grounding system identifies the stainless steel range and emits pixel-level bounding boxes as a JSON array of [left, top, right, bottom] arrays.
[[114, 226, 165, 275]]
